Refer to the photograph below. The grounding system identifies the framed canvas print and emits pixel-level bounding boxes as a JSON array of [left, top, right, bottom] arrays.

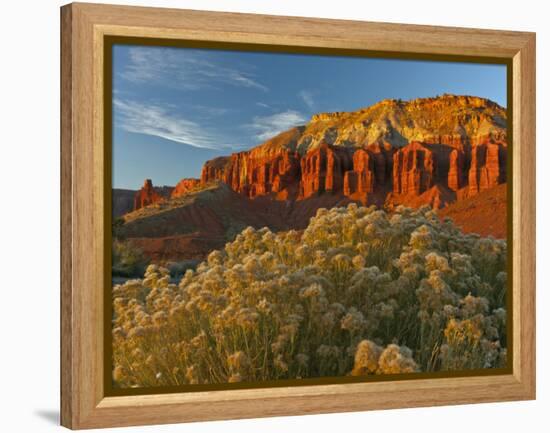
[[60, 2, 536, 429]]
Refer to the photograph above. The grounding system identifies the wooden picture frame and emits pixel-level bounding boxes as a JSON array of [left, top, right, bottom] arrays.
[[61, 2, 536, 429]]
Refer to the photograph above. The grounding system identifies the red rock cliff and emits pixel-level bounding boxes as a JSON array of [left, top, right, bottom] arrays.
[[448, 149, 465, 191], [171, 178, 201, 198], [201, 128, 302, 200], [299, 144, 353, 199], [193, 95, 507, 209], [342, 144, 393, 204], [468, 141, 507, 194], [201, 149, 301, 199], [198, 139, 507, 209], [133, 179, 173, 211], [392, 142, 435, 195], [343, 149, 375, 197]]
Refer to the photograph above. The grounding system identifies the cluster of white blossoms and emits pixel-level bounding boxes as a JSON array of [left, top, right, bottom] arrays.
[[112, 204, 507, 388]]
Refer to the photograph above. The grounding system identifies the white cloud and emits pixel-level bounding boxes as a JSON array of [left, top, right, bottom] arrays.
[[120, 47, 268, 92], [256, 102, 270, 109], [114, 99, 237, 149], [248, 110, 307, 141], [299, 90, 315, 110]]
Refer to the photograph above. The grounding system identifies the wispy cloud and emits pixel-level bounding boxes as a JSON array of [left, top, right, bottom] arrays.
[[248, 110, 307, 141], [120, 47, 268, 92], [299, 90, 315, 110], [256, 102, 270, 109], [114, 99, 237, 150]]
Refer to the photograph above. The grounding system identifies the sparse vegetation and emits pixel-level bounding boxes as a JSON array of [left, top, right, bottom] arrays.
[[166, 260, 200, 279], [112, 204, 507, 388], [112, 240, 149, 278]]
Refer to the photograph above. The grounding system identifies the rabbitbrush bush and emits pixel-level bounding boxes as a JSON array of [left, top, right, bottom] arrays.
[[112, 204, 507, 388]]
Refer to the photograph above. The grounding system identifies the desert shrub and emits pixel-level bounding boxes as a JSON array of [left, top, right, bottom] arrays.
[[166, 260, 200, 279], [112, 240, 149, 278], [111, 204, 507, 388]]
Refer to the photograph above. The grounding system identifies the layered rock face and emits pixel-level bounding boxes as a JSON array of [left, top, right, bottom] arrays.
[[201, 128, 302, 200], [341, 145, 393, 204], [295, 94, 506, 153], [343, 150, 375, 197], [171, 178, 201, 198], [201, 149, 300, 199], [468, 142, 507, 194], [298, 144, 352, 198], [170, 95, 507, 210], [448, 149, 465, 191], [392, 142, 435, 196], [133, 179, 173, 211]]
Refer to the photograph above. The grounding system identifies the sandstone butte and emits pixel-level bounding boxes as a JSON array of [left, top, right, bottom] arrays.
[[133, 179, 174, 211], [132, 179, 201, 211], [197, 94, 507, 210]]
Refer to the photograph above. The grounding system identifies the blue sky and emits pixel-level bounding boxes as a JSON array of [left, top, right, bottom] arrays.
[[112, 45, 506, 189]]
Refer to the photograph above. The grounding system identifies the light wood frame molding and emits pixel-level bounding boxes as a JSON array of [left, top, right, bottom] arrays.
[[60, 2, 536, 429]]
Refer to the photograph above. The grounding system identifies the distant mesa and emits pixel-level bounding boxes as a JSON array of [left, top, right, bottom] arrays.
[[112, 188, 136, 218]]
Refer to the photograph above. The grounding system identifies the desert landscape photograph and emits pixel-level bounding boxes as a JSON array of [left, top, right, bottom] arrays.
[[110, 45, 509, 389]]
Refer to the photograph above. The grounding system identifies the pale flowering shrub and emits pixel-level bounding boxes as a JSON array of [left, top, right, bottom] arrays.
[[351, 340, 383, 375], [112, 204, 507, 388], [377, 344, 418, 374]]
